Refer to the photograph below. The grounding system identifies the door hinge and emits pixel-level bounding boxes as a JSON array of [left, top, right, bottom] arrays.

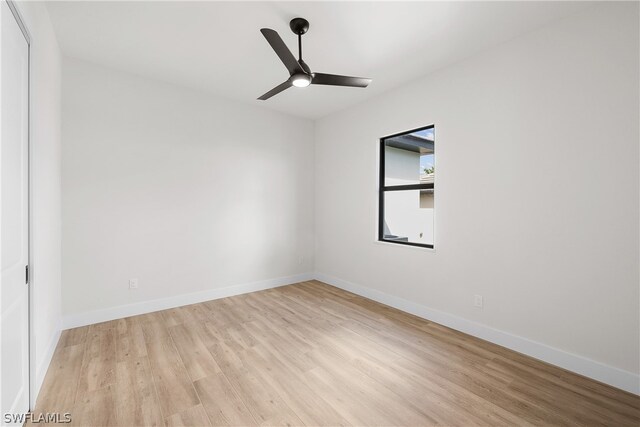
[[25, 265, 29, 284]]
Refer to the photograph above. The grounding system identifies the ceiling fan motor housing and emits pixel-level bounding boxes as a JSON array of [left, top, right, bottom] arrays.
[[289, 18, 309, 35]]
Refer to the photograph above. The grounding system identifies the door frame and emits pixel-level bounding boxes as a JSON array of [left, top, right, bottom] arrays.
[[4, 0, 33, 410]]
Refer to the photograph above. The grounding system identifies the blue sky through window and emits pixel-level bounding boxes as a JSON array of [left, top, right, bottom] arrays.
[[420, 154, 434, 172], [414, 128, 434, 172], [413, 128, 434, 140]]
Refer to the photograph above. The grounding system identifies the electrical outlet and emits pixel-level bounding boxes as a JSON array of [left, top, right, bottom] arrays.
[[298, 255, 304, 265], [474, 294, 483, 308], [129, 278, 139, 290]]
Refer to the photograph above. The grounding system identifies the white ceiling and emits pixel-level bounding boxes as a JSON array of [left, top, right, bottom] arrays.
[[46, 1, 591, 119]]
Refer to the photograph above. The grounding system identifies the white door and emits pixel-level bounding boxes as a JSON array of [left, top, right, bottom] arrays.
[[1, 0, 30, 422]]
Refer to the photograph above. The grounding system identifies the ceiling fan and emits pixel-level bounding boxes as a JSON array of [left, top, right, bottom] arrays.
[[258, 17, 372, 100]]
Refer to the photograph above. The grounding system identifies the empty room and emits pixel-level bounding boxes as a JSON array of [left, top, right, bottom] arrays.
[[1, 0, 639, 426]]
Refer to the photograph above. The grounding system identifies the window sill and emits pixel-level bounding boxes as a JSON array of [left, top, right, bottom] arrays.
[[374, 240, 436, 252]]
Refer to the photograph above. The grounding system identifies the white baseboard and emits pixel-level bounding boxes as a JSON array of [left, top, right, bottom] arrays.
[[33, 322, 62, 404], [62, 273, 314, 330], [315, 272, 640, 396]]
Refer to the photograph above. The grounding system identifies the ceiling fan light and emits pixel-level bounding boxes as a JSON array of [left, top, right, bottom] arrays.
[[291, 73, 311, 87]]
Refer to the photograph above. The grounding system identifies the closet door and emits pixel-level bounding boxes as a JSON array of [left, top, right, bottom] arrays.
[[1, 0, 30, 420]]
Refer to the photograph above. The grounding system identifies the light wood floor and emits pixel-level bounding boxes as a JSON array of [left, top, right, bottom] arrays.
[[32, 281, 639, 426]]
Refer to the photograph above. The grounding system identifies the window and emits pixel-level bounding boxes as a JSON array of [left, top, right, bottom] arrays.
[[379, 125, 435, 248]]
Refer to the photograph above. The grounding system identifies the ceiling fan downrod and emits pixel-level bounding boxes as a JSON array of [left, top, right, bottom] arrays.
[[290, 17, 308, 64]]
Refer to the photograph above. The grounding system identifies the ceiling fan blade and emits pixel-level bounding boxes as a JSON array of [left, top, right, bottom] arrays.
[[312, 73, 371, 88], [260, 29, 303, 75], [257, 80, 293, 100]]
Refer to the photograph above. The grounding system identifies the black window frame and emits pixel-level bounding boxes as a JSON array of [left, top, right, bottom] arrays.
[[378, 124, 435, 249]]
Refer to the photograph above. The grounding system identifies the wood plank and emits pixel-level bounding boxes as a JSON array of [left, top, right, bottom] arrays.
[[164, 404, 211, 427], [243, 344, 349, 426], [70, 385, 118, 427], [76, 327, 117, 395], [218, 352, 304, 426], [116, 317, 148, 362], [115, 356, 164, 426], [141, 318, 172, 344], [58, 326, 89, 348], [194, 373, 257, 426], [146, 336, 201, 417], [32, 343, 84, 414], [169, 323, 221, 381]]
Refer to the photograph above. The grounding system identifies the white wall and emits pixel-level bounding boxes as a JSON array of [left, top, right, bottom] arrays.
[[315, 2, 639, 392], [62, 58, 315, 321], [14, 1, 63, 403], [385, 147, 420, 185]]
